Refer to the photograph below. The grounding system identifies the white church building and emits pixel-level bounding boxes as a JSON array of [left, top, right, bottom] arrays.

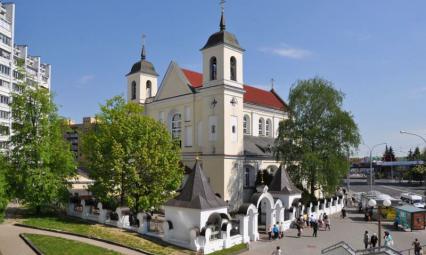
[[125, 8, 298, 210]]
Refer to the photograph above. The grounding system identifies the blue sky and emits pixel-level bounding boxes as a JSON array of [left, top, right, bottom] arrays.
[[12, 0, 426, 157]]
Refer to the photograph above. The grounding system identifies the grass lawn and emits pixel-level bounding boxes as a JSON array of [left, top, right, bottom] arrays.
[[209, 243, 248, 255], [22, 216, 193, 255], [23, 234, 121, 255]]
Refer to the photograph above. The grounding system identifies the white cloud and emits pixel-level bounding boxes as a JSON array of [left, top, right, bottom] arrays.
[[78, 74, 95, 85], [260, 45, 312, 60], [74, 74, 95, 88]]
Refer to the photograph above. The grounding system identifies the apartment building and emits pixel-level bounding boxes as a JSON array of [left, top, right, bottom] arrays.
[[64, 117, 96, 166], [0, 2, 51, 150]]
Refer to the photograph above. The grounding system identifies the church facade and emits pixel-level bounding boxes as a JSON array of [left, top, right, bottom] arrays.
[[125, 12, 290, 210]]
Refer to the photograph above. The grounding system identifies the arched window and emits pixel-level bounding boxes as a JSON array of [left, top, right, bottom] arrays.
[[171, 113, 182, 141], [265, 119, 272, 137], [258, 118, 264, 136], [131, 81, 136, 100], [243, 114, 250, 135], [146, 80, 152, 98], [210, 57, 217, 80], [230, 57, 237, 81]]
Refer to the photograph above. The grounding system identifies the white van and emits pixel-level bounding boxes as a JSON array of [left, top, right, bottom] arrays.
[[400, 193, 425, 208]]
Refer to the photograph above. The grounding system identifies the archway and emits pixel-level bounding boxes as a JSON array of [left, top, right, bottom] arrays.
[[253, 192, 275, 231], [274, 199, 284, 223]]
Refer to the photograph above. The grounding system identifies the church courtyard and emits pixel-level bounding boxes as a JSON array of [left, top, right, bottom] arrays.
[[244, 208, 426, 255]]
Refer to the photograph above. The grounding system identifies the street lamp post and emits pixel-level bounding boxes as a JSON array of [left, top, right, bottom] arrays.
[[368, 198, 391, 250], [365, 143, 387, 191], [400, 131, 426, 195]]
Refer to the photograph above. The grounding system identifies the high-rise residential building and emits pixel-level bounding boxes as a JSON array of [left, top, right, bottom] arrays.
[[0, 2, 51, 150], [64, 117, 97, 166]]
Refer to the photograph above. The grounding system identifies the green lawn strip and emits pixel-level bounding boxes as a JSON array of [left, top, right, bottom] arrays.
[[209, 243, 249, 255], [23, 233, 121, 255], [21, 216, 192, 255]]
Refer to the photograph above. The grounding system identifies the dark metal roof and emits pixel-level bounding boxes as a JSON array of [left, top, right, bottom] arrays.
[[127, 60, 159, 76], [269, 166, 301, 195], [201, 30, 243, 51], [237, 203, 253, 215], [244, 136, 275, 158], [165, 160, 227, 210]]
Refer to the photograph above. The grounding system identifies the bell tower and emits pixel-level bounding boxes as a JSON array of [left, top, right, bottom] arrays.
[[200, 0, 244, 88], [126, 35, 159, 104]]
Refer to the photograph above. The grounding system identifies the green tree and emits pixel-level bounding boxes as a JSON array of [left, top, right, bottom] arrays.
[[412, 147, 422, 160], [0, 155, 9, 221], [7, 83, 76, 213], [275, 78, 361, 195], [81, 96, 183, 213]]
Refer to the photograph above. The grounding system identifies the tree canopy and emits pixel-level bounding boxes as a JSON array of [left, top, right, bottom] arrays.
[[275, 78, 361, 195], [82, 96, 183, 213], [382, 146, 396, 162], [7, 83, 76, 213]]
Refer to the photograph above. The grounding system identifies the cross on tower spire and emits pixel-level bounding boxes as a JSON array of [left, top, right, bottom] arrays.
[[219, 0, 226, 31], [141, 34, 146, 60], [271, 78, 275, 90]]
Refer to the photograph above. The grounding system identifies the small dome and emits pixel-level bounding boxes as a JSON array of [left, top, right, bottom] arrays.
[[201, 30, 244, 51], [127, 60, 159, 76]]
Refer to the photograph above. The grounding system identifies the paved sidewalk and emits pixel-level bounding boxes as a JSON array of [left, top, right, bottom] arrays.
[[243, 208, 426, 255], [0, 221, 146, 255]]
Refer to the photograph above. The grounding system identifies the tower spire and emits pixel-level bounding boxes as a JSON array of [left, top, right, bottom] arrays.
[[141, 34, 146, 60], [219, 0, 226, 31]]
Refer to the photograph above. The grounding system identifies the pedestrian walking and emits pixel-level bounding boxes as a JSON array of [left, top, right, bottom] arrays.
[[341, 207, 347, 219], [273, 224, 279, 240], [279, 222, 284, 239], [324, 213, 330, 230], [271, 246, 282, 255], [268, 224, 272, 240], [370, 233, 378, 248], [312, 220, 318, 237], [363, 231, 370, 250], [412, 238, 422, 255], [296, 217, 303, 237], [384, 231, 394, 247]]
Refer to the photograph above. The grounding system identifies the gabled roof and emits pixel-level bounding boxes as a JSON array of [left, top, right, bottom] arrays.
[[269, 166, 301, 195], [180, 68, 287, 111], [165, 160, 227, 210]]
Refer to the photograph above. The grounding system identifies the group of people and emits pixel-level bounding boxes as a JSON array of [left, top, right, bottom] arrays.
[[363, 230, 394, 249], [267, 222, 285, 240], [294, 212, 331, 238]]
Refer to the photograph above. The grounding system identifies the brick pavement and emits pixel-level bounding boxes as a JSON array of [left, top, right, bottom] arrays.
[[243, 208, 426, 255]]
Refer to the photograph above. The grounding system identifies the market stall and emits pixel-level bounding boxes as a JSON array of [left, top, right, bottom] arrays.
[[394, 204, 426, 231]]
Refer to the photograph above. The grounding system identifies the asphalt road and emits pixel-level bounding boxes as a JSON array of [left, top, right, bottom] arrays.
[[344, 178, 426, 199]]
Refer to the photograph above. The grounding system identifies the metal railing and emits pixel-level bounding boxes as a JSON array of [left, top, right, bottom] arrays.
[[399, 245, 426, 255]]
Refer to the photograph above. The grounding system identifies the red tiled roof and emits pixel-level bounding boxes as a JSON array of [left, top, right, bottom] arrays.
[[181, 68, 287, 110]]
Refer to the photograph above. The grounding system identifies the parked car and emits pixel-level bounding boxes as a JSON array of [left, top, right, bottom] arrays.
[[400, 193, 425, 208]]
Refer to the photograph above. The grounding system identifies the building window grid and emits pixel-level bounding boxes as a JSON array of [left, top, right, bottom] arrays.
[[0, 64, 10, 75], [0, 32, 11, 46], [0, 95, 9, 104], [265, 119, 271, 137], [258, 118, 264, 136], [243, 115, 250, 135], [0, 110, 9, 119], [171, 113, 182, 140]]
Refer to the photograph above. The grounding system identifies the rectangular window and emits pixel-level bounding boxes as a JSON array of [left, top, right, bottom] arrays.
[[0, 33, 11, 46], [244, 168, 250, 187], [0, 95, 9, 104], [0, 125, 9, 135], [0, 110, 9, 119], [0, 141, 8, 149], [0, 48, 10, 60], [0, 79, 9, 87], [231, 116, 237, 143], [208, 116, 217, 141], [0, 64, 10, 75]]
